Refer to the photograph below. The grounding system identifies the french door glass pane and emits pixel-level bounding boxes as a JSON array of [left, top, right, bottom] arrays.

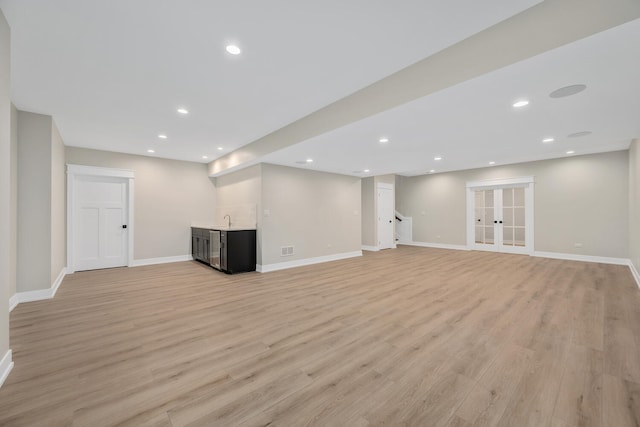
[[475, 226, 483, 243], [503, 188, 513, 206], [515, 228, 525, 246], [484, 226, 494, 244], [503, 226, 514, 245], [485, 190, 494, 206], [486, 207, 494, 224], [514, 187, 525, 206], [503, 207, 514, 226], [514, 207, 525, 227]]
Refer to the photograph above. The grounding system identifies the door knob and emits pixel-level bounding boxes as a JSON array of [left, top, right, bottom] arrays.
[[389, 220, 392, 223], [122, 225, 127, 229], [494, 221, 497, 224], [499, 221, 503, 224]]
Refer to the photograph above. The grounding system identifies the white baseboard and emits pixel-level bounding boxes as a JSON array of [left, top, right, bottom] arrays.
[[0, 350, 14, 389], [257, 251, 362, 273], [401, 241, 470, 251], [11, 267, 67, 308], [8, 294, 18, 312], [51, 267, 66, 298], [628, 261, 640, 290], [361, 245, 379, 252], [130, 254, 193, 267], [532, 251, 629, 266]]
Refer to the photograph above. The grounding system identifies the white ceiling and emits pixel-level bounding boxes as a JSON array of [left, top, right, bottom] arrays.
[[263, 17, 640, 176], [0, 0, 540, 164]]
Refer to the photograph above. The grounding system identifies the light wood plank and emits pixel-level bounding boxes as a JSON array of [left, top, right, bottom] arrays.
[[0, 247, 637, 426]]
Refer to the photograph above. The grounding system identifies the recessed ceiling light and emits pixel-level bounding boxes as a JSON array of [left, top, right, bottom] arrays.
[[364, 169, 370, 173], [147, 149, 155, 153], [568, 131, 592, 138], [177, 108, 189, 115], [202, 155, 208, 159], [379, 137, 389, 143], [542, 137, 555, 143], [434, 156, 442, 161], [429, 170, 436, 173], [158, 134, 167, 139], [217, 147, 224, 151], [489, 161, 495, 165], [549, 84, 587, 98], [566, 150, 575, 155], [306, 158, 313, 163], [226, 45, 241, 55], [512, 100, 529, 108]]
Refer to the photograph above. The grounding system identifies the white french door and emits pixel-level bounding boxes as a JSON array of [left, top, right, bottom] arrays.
[[467, 177, 534, 254]]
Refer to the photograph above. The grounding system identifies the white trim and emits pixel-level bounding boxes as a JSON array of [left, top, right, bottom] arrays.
[[257, 251, 362, 273], [629, 261, 640, 289], [362, 245, 380, 252], [13, 288, 54, 304], [67, 164, 134, 179], [532, 251, 629, 265], [50, 267, 66, 298], [466, 176, 535, 189], [377, 182, 394, 190], [130, 255, 194, 267], [12, 267, 66, 306], [67, 164, 135, 273], [0, 350, 14, 389], [8, 295, 18, 312], [400, 241, 470, 251]]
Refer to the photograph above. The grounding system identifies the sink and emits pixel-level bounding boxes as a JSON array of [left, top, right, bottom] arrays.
[[207, 225, 256, 231]]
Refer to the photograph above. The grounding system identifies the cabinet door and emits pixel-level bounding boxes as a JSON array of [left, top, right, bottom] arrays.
[[192, 234, 198, 259], [196, 235, 203, 261], [202, 233, 210, 263]]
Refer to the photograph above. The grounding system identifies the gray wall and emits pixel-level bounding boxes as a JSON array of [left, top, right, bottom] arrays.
[[397, 150, 629, 258], [361, 177, 375, 247], [214, 164, 262, 264], [0, 7, 11, 362], [50, 123, 65, 282], [630, 140, 640, 273], [65, 147, 216, 261], [261, 164, 361, 265], [9, 104, 17, 298], [16, 111, 54, 292]]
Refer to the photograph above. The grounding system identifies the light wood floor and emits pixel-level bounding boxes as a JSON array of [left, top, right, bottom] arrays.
[[1, 246, 640, 426]]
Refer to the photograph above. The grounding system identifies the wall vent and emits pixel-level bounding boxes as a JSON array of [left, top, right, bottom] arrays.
[[280, 246, 294, 257]]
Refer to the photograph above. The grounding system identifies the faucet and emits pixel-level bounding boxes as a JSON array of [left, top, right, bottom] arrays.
[[224, 214, 231, 227]]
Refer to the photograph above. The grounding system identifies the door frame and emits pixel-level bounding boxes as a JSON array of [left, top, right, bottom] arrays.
[[66, 164, 135, 273], [377, 182, 395, 250], [465, 176, 534, 254]]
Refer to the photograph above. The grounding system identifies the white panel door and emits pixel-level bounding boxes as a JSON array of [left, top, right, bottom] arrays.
[[378, 185, 395, 249], [74, 177, 128, 271]]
